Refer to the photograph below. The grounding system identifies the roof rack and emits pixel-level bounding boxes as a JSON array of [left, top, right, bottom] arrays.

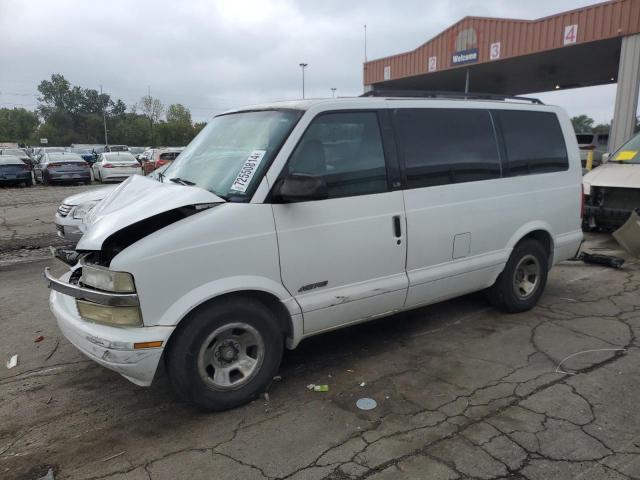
[[360, 90, 544, 105]]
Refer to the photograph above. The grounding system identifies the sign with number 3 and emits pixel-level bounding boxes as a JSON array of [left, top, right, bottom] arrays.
[[489, 42, 501, 60], [564, 24, 578, 45]]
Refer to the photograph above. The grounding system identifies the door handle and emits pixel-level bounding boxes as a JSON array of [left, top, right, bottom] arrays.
[[392, 215, 402, 238]]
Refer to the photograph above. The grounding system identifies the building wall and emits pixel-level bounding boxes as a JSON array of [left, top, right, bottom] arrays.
[[364, 0, 640, 87]]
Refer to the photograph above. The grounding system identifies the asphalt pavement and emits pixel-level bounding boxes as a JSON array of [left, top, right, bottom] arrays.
[[1, 186, 639, 480]]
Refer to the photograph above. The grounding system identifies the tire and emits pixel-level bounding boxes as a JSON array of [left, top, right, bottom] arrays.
[[165, 296, 284, 411], [487, 238, 548, 313], [42, 173, 50, 185]]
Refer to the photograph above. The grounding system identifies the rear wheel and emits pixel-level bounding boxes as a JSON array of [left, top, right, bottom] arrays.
[[166, 297, 283, 411], [487, 239, 548, 313]]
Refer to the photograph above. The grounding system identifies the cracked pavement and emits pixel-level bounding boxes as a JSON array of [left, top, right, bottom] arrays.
[[1, 215, 640, 478]]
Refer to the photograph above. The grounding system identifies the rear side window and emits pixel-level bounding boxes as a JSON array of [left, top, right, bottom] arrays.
[[495, 110, 568, 176], [576, 134, 594, 144], [394, 108, 501, 188], [159, 152, 179, 161], [286, 111, 388, 199]]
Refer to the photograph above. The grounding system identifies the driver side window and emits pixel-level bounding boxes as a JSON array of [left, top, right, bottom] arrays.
[[286, 111, 388, 199]]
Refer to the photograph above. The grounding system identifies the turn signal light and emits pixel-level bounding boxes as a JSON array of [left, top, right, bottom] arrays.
[[134, 341, 163, 349]]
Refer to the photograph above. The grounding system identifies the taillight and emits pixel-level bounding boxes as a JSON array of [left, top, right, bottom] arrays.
[[47, 163, 63, 169], [22, 164, 30, 171], [103, 163, 114, 168], [579, 145, 596, 150]]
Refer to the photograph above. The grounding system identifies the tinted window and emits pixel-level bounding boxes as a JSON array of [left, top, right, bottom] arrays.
[[395, 108, 500, 188], [576, 134, 594, 144], [495, 110, 568, 175], [286, 112, 388, 199]]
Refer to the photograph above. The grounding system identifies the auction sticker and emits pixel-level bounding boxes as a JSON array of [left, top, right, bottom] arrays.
[[614, 150, 637, 161], [230, 150, 267, 193]]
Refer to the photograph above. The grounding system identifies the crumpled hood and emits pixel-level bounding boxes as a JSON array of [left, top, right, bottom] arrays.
[[583, 163, 640, 189], [77, 175, 224, 250], [63, 185, 116, 206]]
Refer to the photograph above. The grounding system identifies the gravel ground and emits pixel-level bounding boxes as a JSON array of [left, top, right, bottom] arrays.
[[1, 185, 639, 479]]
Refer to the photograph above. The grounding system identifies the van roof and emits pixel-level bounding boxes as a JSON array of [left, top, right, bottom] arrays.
[[223, 93, 553, 116]]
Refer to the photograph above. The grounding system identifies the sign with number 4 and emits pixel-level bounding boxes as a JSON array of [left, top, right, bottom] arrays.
[[564, 24, 578, 45]]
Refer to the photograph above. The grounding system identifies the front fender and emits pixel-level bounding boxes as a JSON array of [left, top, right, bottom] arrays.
[[154, 275, 301, 327]]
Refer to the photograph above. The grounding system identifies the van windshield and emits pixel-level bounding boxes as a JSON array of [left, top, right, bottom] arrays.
[[162, 109, 302, 200], [610, 133, 640, 164]]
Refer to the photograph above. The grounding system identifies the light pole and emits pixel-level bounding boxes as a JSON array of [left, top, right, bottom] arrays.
[[100, 85, 108, 147], [331, 87, 337, 98], [299, 63, 308, 99]]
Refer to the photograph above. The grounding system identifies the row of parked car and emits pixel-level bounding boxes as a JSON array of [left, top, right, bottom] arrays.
[[0, 145, 184, 187]]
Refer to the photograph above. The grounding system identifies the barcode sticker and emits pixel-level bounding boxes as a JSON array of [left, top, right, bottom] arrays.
[[230, 150, 267, 193]]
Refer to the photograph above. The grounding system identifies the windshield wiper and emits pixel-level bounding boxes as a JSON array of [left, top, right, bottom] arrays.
[[169, 177, 196, 186]]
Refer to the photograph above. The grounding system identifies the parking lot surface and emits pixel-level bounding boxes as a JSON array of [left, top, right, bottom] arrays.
[[0, 184, 99, 257], [1, 190, 639, 479]]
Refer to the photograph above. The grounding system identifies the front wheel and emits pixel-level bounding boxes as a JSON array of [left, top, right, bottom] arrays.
[[166, 297, 284, 411], [487, 239, 548, 313]]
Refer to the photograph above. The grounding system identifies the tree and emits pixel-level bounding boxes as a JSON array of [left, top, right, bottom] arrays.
[[166, 104, 192, 124], [593, 123, 610, 134], [0, 108, 39, 144], [138, 95, 164, 145], [571, 115, 594, 133]]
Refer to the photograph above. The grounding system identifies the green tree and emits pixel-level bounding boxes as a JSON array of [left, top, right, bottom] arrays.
[[571, 115, 594, 133], [0, 108, 39, 144]]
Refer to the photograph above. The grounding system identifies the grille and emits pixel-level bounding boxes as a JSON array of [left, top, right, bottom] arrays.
[[57, 204, 73, 217], [598, 188, 640, 209]]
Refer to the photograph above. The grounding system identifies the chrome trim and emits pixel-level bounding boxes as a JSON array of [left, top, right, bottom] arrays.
[[43, 267, 139, 307]]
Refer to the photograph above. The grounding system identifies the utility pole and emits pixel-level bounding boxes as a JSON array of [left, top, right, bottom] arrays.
[[299, 63, 308, 99], [331, 87, 337, 98], [100, 85, 108, 147]]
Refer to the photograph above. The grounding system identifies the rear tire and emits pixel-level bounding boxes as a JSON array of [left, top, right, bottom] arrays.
[[487, 239, 548, 313], [166, 297, 284, 411]]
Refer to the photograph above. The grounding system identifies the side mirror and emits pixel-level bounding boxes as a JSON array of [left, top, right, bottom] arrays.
[[275, 173, 328, 202], [601, 152, 610, 163]]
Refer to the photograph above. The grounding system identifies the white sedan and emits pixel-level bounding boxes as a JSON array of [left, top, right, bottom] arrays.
[[92, 152, 142, 183]]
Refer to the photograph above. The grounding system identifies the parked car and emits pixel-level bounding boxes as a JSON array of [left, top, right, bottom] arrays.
[[55, 186, 116, 241], [92, 152, 142, 183], [576, 133, 609, 168], [106, 145, 129, 152], [55, 164, 170, 242], [69, 147, 98, 164], [0, 155, 32, 187], [0, 148, 34, 168], [128, 146, 146, 158], [139, 148, 182, 174], [583, 132, 640, 230], [45, 96, 583, 411], [34, 152, 91, 185]]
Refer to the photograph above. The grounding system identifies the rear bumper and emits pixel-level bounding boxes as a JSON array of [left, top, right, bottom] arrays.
[[48, 172, 91, 182], [47, 271, 174, 386], [0, 173, 31, 183], [101, 170, 142, 181]]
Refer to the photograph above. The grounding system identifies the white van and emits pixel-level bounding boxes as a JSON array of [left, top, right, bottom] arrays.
[[45, 94, 583, 410]]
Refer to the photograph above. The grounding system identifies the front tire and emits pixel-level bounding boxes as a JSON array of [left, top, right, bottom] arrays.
[[487, 239, 548, 313], [166, 296, 284, 411]]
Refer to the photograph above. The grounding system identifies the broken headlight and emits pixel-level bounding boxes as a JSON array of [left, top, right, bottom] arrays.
[[72, 200, 99, 219]]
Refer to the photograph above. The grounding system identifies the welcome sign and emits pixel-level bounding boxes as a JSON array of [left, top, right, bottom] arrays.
[[452, 48, 478, 65], [452, 28, 478, 65]]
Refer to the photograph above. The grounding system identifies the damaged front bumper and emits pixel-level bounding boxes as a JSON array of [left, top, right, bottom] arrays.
[[45, 269, 174, 386], [584, 205, 633, 229]]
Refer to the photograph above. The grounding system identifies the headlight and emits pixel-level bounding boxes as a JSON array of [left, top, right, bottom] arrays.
[[76, 300, 142, 326], [72, 200, 99, 219], [582, 182, 591, 196], [80, 264, 136, 293]]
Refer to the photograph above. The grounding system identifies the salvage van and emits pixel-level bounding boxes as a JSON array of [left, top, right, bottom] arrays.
[[583, 132, 640, 230], [45, 93, 583, 410]]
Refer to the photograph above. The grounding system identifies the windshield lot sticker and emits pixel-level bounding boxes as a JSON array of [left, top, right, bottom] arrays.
[[230, 150, 267, 193], [614, 150, 638, 161]]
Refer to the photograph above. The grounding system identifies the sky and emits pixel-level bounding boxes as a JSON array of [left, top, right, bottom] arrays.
[[0, 0, 621, 123]]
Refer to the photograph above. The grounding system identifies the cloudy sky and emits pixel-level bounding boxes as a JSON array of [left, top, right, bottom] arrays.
[[0, 0, 621, 123]]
